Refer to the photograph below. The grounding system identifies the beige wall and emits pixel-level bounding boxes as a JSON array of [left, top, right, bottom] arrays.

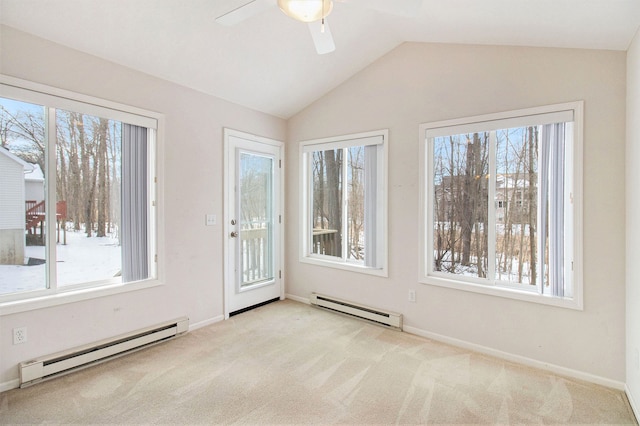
[[0, 25, 286, 387], [287, 42, 627, 383], [0, 26, 630, 389], [626, 29, 640, 410]]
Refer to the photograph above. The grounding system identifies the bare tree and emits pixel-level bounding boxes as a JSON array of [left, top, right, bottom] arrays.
[[312, 149, 343, 257], [348, 147, 364, 260], [2, 106, 45, 171], [0, 106, 16, 148], [325, 149, 342, 256], [95, 118, 109, 237], [527, 126, 538, 285]]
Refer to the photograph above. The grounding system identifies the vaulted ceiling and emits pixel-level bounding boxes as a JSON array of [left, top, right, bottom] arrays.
[[1, 0, 639, 118]]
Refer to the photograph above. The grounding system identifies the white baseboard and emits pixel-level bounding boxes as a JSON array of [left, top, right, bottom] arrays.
[[626, 385, 640, 422], [189, 315, 224, 332], [285, 293, 310, 304], [0, 378, 20, 393], [0, 316, 224, 393], [403, 324, 626, 391], [290, 295, 623, 390]]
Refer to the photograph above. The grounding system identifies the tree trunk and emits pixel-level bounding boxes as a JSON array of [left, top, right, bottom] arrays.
[[325, 149, 342, 257], [527, 126, 537, 285], [448, 136, 457, 271], [461, 143, 472, 266], [96, 118, 109, 237], [66, 113, 82, 231], [462, 133, 482, 267]]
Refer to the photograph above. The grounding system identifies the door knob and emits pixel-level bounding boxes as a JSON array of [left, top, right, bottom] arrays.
[[230, 231, 238, 238]]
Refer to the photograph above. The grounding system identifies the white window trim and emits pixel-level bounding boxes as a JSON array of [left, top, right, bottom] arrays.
[[299, 129, 388, 277], [418, 102, 584, 310], [0, 75, 165, 316]]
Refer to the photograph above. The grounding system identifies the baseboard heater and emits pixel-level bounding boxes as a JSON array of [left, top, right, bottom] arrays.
[[309, 293, 402, 330], [19, 317, 189, 388]]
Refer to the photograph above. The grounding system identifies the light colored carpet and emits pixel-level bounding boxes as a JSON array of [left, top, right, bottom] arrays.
[[0, 299, 636, 424]]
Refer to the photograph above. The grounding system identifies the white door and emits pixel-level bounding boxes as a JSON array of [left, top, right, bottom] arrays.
[[224, 129, 283, 317]]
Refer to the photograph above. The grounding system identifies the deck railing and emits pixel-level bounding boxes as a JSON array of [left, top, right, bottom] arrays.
[[25, 200, 68, 244], [312, 228, 338, 256], [241, 227, 271, 285], [239, 226, 338, 284]]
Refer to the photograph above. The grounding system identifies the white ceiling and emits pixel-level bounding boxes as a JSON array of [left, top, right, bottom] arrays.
[[1, 0, 639, 118]]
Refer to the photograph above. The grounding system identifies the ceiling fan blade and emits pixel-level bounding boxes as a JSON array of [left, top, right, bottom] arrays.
[[215, 0, 274, 26], [358, 0, 422, 17], [308, 20, 335, 55]]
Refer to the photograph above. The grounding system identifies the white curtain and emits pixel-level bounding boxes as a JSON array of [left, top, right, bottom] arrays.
[[121, 124, 148, 282], [539, 123, 565, 296], [364, 144, 377, 268]]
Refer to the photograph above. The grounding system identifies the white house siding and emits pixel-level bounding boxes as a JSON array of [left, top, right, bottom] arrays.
[[0, 149, 26, 264], [24, 163, 44, 202]]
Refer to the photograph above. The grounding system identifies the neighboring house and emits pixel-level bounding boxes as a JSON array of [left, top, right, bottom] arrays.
[[433, 172, 534, 227], [0, 146, 44, 265], [0, 146, 28, 265], [24, 161, 44, 203], [495, 173, 533, 225]]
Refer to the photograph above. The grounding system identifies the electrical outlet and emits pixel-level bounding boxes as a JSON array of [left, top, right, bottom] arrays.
[[13, 327, 27, 345], [408, 290, 416, 303]]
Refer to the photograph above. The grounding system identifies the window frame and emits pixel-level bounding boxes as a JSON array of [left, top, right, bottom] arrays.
[[0, 75, 164, 316], [299, 129, 388, 277], [419, 102, 584, 310]]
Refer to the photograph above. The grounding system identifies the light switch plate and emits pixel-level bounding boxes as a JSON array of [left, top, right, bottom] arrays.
[[205, 214, 217, 226]]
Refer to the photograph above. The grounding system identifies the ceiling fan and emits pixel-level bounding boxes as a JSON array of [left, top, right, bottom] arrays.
[[215, 0, 422, 55]]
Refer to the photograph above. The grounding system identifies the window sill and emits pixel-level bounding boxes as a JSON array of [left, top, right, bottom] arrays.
[[300, 256, 388, 278], [0, 279, 163, 316], [420, 275, 583, 311]]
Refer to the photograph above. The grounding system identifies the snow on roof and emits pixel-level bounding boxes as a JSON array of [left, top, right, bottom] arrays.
[[0, 146, 42, 180], [496, 173, 530, 189], [24, 163, 44, 182]]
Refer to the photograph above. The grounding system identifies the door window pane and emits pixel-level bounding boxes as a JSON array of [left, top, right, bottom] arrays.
[[239, 152, 274, 287]]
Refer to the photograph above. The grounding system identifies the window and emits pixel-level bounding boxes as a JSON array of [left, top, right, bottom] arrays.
[[420, 102, 583, 309], [300, 130, 387, 276], [0, 77, 160, 309]]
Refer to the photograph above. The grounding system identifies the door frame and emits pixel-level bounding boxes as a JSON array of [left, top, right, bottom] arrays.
[[223, 128, 284, 319]]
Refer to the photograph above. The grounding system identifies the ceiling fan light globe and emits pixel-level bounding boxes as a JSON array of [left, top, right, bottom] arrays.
[[277, 0, 333, 23]]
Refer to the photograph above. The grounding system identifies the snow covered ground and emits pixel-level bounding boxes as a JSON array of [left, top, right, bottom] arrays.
[[0, 230, 122, 296]]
